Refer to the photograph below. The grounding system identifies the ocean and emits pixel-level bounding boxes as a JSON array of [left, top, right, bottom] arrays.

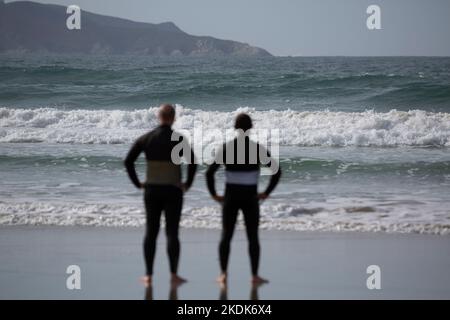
[[0, 54, 449, 234]]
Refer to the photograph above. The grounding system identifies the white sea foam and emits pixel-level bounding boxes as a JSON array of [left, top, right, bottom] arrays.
[[0, 201, 449, 235], [1, 106, 449, 146]]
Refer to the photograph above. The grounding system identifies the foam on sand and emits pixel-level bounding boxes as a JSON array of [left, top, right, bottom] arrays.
[[1, 201, 448, 235]]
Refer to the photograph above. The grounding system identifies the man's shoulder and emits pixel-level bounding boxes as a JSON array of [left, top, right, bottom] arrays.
[[224, 137, 263, 148], [136, 130, 152, 142], [139, 126, 185, 143], [134, 127, 160, 145]]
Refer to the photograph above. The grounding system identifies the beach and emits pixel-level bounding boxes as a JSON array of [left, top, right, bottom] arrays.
[[1, 54, 450, 300], [1, 0, 450, 304], [1, 225, 449, 300]]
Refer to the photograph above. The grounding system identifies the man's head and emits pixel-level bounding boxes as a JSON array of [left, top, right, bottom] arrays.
[[234, 113, 253, 132], [158, 103, 176, 126]]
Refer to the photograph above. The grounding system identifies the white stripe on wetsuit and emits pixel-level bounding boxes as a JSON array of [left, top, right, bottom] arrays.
[[225, 170, 259, 185]]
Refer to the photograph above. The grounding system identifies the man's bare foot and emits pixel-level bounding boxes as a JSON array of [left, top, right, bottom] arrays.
[[171, 274, 187, 285], [252, 276, 269, 285], [140, 275, 152, 288], [216, 273, 227, 284]]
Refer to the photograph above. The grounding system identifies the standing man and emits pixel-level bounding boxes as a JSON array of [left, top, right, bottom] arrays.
[[125, 104, 197, 286], [206, 113, 281, 284]]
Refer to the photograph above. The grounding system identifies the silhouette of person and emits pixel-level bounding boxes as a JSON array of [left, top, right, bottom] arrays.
[[207, 113, 281, 285], [125, 104, 197, 287]]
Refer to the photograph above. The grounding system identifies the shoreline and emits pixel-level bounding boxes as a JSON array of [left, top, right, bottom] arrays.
[[1, 225, 449, 299], [1, 221, 450, 236]]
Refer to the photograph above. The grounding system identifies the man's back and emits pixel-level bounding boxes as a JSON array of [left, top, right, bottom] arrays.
[[206, 135, 281, 196], [220, 136, 267, 172], [138, 125, 179, 161], [124, 124, 196, 189]]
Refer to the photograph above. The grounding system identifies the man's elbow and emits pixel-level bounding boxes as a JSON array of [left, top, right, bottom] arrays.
[[124, 158, 134, 172], [276, 168, 282, 178], [270, 167, 281, 182], [124, 155, 134, 165], [206, 167, 215, 179]]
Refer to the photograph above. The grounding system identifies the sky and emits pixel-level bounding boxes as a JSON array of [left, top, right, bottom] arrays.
[[6, 0, 450, 56]]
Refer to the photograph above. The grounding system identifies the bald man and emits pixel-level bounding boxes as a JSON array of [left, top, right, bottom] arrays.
[[124, 104, 197, 286]]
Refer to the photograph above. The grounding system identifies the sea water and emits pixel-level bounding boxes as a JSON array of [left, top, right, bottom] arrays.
[[0, 54, 449, 234]]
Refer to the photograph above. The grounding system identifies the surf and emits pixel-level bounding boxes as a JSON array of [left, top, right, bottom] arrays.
[[1, 106, 449, 147]]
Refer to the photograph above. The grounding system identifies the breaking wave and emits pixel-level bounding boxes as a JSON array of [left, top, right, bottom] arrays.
[[1, 106, 449, 146]]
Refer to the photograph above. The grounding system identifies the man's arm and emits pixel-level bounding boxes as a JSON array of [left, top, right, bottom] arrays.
[[124, 137, 145, 189], [263, 165, 281, 196], [183, 141, 197, 190], [206, 162, 220, 197], [206, 144, 225, 198], [260, 146, 282, 198]]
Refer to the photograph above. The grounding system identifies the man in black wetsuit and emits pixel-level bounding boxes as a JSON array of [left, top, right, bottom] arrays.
[[124, 104, 197, 286], [206, 113, 281, 284]]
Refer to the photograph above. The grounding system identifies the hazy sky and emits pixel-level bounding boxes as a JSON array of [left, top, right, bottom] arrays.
[[6, 0, 450, 56]]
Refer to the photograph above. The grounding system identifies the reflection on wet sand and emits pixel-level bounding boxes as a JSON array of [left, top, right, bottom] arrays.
[[144, 283, 183, 300], [144, 282, 265, 300], [219, 283, 264, 300], [144, 285, 153, 300]]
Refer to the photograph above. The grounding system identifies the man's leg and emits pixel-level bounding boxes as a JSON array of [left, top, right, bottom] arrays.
[[242, 198, 267, 284], [164, 187, 185, 284], [218, 199, 239, 283], [143, 187, 163, 284]]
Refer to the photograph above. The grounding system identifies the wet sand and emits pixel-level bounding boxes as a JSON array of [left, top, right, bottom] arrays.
[[0, 226, 449, 299]]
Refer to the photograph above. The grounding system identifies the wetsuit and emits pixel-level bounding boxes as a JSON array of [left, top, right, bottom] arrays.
[[124, 124, 197, 276], [206, 136, 281, 276]]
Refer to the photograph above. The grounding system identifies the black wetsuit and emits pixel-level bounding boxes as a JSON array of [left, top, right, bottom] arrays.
[[124, 124, 197, 276], [206, 136, 281, 276]]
